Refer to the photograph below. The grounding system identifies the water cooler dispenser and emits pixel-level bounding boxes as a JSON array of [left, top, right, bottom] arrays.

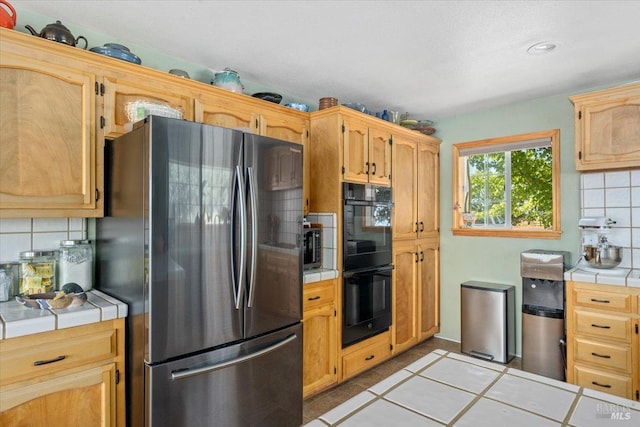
[[520, 250, 570, 381]]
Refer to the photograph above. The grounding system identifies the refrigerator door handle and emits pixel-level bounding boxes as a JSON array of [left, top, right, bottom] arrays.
[[246, 166, 258, 308], [232, 165, 247, 309], [170, 333, 298, 381]]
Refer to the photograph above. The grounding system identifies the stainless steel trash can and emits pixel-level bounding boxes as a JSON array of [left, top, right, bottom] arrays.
[[461, 281, 515, 364]]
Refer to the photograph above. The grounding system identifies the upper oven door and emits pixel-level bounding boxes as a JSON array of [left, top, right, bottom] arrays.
[[343, 183, 392, 271]]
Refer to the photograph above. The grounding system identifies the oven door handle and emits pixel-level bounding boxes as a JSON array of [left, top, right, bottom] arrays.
[[343, 265, 394, 278], [344, 200, 393, 207]]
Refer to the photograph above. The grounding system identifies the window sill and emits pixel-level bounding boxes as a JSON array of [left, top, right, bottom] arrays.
[[452, 228, 562, 239]]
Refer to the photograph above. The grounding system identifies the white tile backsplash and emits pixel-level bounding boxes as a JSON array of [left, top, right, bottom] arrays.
[[605, 187, 631, 207], [581, 169, 640, 270], [605, 171, 631, 187], [0, 218, 88, 262], [583, 189, 605, 208], [582, 172, 604, 189]]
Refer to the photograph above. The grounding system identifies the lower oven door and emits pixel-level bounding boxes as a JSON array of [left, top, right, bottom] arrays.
[[342, 265, 393, 347]]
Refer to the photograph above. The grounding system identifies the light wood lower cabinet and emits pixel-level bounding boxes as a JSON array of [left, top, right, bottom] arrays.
[[0, 319, 126, 426], [341, 330, 391, 379], [566, 281, 639, 401], [303, 279, 338, 397], [392, 238, 440, 354]]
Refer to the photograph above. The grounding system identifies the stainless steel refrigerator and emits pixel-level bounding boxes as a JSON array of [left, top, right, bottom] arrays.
[[96, 116, 303, 427]]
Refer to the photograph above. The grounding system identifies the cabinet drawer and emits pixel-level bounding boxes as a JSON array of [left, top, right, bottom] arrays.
[[574, 310, 631, 341], [573, 337, 632, 372], [342, 335, 391, 379], [0, 327, 116, 385], [303, 280, 335, 311], [573, 365, 633, 399], [574, 289, 631, 312]]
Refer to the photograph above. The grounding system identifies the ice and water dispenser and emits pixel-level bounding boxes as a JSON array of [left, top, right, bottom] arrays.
[[520, 249, 570, 381]]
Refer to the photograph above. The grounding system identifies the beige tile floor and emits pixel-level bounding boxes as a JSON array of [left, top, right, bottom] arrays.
[[302, 336, 522, 424]]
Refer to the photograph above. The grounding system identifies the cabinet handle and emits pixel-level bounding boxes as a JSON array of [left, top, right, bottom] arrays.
[[591, 352, 611, 359], [415, 222, 419, 233], [419, 221, 424, 232], [590, 298, 610, 304], [307, 296, 321, 301], [591, 324, 611, 329], [34, 355, 66, 366], [365, 162, 370, 174], [415, 253, 419, 263], [365, 355, 375, 361], [371, 162, 377, 175], [592, 381, 612, 389], [420, 251, 425, 262]]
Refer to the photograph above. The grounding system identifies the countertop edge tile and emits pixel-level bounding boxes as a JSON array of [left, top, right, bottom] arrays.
[[0, 290, 127, 339]]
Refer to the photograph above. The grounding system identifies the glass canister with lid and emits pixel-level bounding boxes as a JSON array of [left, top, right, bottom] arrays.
[[58, 240, 93, 291], [19, 250, 56, 295], [0, 262, 18, 302]]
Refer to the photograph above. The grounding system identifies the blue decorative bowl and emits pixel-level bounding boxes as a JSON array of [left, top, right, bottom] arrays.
[[90, 44, 141, 64], [285, 102, 309, 112]]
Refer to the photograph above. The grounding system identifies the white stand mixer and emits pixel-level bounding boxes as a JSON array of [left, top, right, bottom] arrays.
[[577, 217, 624, 274]]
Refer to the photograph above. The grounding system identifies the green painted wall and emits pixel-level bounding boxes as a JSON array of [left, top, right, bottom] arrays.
[[435, 85, 631, 354]]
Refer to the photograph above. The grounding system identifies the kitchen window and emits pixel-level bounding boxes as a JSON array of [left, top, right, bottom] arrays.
[[452, 129, 561, 239]]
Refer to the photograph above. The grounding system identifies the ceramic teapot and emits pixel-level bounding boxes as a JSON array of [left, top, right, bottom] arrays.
[[25, 20, 88, 49], [0, 0, 16, 29], [212, 68, 244, 93]]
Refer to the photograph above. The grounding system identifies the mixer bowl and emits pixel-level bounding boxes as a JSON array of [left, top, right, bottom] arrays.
[[583, 244, 622, 269]]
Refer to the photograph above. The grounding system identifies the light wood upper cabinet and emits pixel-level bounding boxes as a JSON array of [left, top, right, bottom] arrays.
[[392, 134, 440, 240], [195, 93, 258, 132], [0, 32, 102, 218], [102, 74, 194, 139], [570, 82, 640, 170], [195, 93, 310, 214], [343, 117, 391, 186]]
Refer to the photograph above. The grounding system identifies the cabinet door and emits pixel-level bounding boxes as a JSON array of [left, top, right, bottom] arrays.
[[0, 52, 101, 217], [342, 119, 369, 183], [102, 75, 193, 138], [195, 96, 259, 133], [392, 239, 418, 354], [418, 239, 439, 340], [0, 364, 116, 427], [417, 142, 440, 239], [302, 303, 337, 397], [571, 83, 640, 170], [578, 98, 640, 169], [260, 111, 309, 145], [368, 127, 392, 186], [392, 136, 418, 240]]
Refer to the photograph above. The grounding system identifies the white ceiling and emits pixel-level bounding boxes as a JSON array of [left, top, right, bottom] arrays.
[[11, 0, 640, 122]]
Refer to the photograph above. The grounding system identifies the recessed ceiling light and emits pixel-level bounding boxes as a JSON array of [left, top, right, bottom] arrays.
[[527, 41, 557, 55]]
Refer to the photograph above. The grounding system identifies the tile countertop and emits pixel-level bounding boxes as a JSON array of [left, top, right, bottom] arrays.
[[0, 290, 127, 340], [305, 349, 639, 427], [565, 266, 640, 287], [304, 268, 339, 284]]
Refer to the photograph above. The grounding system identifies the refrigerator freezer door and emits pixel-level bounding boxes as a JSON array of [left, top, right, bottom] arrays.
[[243, 134, 303, 338], [147, 323, 302, 427], [148, 118, 244, 363]]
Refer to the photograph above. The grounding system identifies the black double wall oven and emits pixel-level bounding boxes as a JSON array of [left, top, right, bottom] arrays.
[[342, 183, 393, 348]]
